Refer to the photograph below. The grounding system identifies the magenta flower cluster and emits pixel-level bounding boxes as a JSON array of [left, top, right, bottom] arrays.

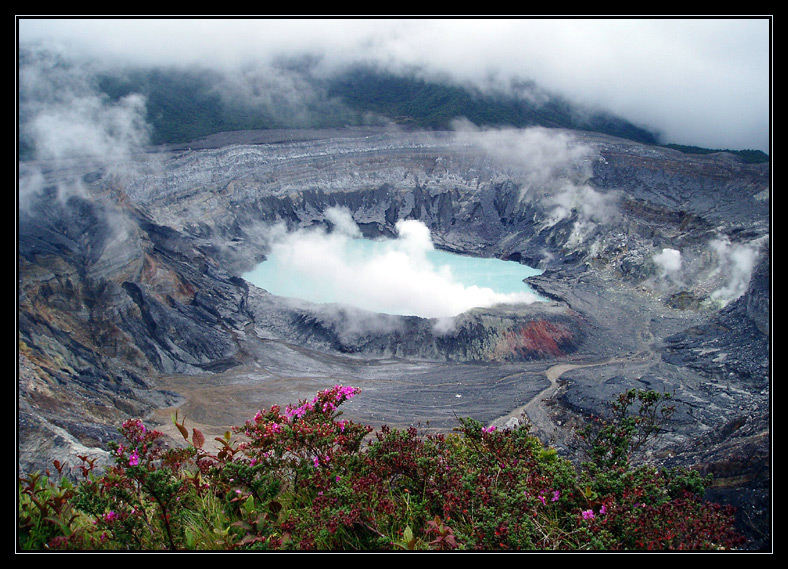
[[537, 489, 561, 505], [18, 385, 748, 551], [283, 385, 360, 421], [112, 419, 161, 467]]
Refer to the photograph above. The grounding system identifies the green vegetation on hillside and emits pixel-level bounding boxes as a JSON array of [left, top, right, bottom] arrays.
[[325, 66, 660, 144], [98, 68, 289, 145], [662, 143, 769, 164], [59, 63, 663, 148], [18, 385, 745, 551]]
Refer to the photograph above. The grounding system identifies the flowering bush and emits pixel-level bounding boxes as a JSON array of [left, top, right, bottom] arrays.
[[18, 386, 746, 551]]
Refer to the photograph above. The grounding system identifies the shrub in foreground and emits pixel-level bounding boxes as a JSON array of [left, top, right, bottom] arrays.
[[18, 386, 746, 551]]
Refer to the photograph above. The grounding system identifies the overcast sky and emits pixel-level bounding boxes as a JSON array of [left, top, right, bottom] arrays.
[[18, 17, 771, 152]]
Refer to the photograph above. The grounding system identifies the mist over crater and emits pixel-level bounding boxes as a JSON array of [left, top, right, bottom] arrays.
[[242, 207, 544, 320]]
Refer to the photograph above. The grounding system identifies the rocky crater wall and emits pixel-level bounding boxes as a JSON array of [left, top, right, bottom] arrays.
[[18, 127, 769, 545]]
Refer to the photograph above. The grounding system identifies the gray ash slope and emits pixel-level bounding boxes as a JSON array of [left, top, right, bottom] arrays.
[[18, 127, 770, 545]]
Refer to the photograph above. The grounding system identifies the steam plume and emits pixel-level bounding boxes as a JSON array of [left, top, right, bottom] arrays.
[[246, 207, 540, 319]]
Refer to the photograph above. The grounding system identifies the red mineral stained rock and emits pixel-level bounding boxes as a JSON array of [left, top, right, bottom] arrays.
[[497, 319, 574, 360]]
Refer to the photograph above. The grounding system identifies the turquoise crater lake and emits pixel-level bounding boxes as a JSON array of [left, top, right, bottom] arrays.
[[243, 214, 543, 319]]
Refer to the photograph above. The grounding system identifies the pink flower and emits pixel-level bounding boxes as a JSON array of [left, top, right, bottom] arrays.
[[128, 450, 139, 466], [285, 401, 314, 419], [582, 509, 595, 520]]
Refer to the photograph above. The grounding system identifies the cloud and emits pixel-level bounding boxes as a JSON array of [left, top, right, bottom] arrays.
[[454, 123, 618, 244], [544, 182, 618, 223], [453, 121, 596, 189], [17, 45, 155, 272], [19, 46, 151, 162], [324, 206, 363, 238], [18, 17, 770, 152], [28, 92, 149, 162], [245, 207, 540, 319], [708, 237, 760, 304], [17, 46, 154, 238], [653, 247, 683, 283]]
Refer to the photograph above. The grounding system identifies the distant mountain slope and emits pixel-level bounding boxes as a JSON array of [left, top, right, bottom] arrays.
[[323, 66, 660, 143], [50, 63, 664, 148], [18, 55, 767, 164], [661, 144, 768, 164]]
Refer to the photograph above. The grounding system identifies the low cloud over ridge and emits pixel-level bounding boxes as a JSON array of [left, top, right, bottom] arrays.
[[18, 18, 770, 153]]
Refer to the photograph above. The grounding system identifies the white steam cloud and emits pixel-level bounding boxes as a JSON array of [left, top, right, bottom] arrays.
[[19, 47, 151, 163], [709, 237, 760, 304], [19, 47, 153, 213], [28, 92, 149, 162], [247, 207, 540, 319], [453, 121, 596, 190], [653, 248, 683, 282], [454, 123, 618, 244], [18, 47, 153, 276]]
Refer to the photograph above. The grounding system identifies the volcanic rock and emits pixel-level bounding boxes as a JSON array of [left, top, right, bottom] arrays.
[[18, 127, 770, 546]]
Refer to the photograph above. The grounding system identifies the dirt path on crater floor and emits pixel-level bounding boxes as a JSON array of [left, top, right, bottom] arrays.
[[148, 349, 655, 451], [491, 351, 653, 443]]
